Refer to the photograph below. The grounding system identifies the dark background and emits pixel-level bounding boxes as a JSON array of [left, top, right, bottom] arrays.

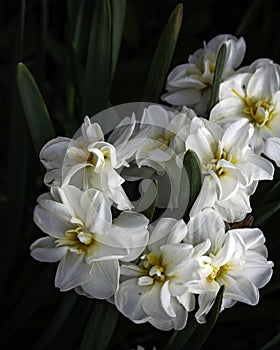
[[1, 0, 280, 349]]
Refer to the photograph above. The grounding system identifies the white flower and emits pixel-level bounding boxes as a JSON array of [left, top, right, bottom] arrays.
[[124, 104, 195, 209], [186, 117, 274, 222], [161, 34, 246, 115], [30, 185, 149, 299], [40, 115, 136, 210], [210, 62, 280, 165], [115, 218, 202, 331], [184, 208, 274, 324]]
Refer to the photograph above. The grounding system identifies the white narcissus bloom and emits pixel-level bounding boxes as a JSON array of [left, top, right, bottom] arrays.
[[161, 34, 246, 116], [210, 62, 280, 166], [30, 186, 149, 299], [115, 218, 203, 331], [124, 104, 195, 209], [184, 208, 274, 324], [186, 117, 274, 222], [40, 115, 136, 210]]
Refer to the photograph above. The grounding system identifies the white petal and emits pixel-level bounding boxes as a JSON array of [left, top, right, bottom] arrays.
[[115, 278, 151, 323], [186, 208, 225, 251], [177, 291, 196, 312], [221, 119, 252, 152], [148, 218, 186, 255], [264, 137, 280, 166], [221, 274, 259, 305], [80, 260, 120, 299], [189, 176, 217, 217], [161, 243, 193, 276], [142, 281, 172, 322], [162, 88, 202, 107], [40, 136, 71, 170], [33, 204, 70, 238], [195, 291, 217, 324], [55, 252, 91, 291], [247, 64, 280, 99], [30, 236, 67, 262], [81, 188, 112, 234]]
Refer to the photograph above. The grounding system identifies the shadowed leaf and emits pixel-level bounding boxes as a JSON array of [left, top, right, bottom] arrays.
[[142, 3, 183, 103]]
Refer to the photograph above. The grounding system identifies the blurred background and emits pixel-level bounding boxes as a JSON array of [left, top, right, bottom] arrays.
[[1, 0, 280, 349]]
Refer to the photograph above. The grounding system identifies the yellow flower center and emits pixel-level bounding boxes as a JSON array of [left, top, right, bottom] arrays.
[[87, 152, 98, 166], [140, 252, 166, 282], [156, 133, 173, 151], [55, 226, 96, 254], [207, 263, 229, 281], [232, 89, 274, 128], [205, 145, 235, 177]]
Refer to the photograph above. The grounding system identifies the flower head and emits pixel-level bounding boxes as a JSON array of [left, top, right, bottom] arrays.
[[210, 62, 280, 165], [184, 208, 273, 323], [161, 34, 246, 115], [115, 218, 200, 331], [30, 185, 149, 299], [40, 116, 136, 210], [186, 117, 274, 222]]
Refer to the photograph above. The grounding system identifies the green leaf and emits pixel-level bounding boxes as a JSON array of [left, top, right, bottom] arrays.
[[44, 35, 66, 66], [110, 0, 126, 80], [17, 62, 56, 155], [82, 0, 111, 116], [258, 330, 280, 350], [164, 286, 224, 350], [72, 0, 86, 52], [235, 0, 264, 36], [253, 201, 280, 226], [208, 43, 227, 111], [163, 316, 198, 350], [79, 300, 119, 350], [183, 285, 225, 350], [0, 0, 27, 296], [142, 3, 183, 103], [141, 180, 158, 222], [31, 292, 78, 350], [0, 265, 58, 339], [182, 150, 202, 222]]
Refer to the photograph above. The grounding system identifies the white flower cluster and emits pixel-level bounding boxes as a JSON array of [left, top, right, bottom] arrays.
[[30, 33, 277, 332]]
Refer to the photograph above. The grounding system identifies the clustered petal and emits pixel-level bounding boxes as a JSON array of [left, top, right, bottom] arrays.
[[30, 33, 276, 333]]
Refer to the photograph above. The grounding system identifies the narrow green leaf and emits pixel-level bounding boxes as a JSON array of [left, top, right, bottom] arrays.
[[258, 175, 280, 205], [235, 0, 263, 36], [183, 285, 225, 350], [17, 62, 56, 155], [258, 330, 280, 350], [110, 0, 126, 80], [182, 150, 202, 222], [142, 3, 183, 103], [0, 264, 58, 339], [82, 0, 111, 115], [208, 43, 227, 111], [79, 300, 119, 350], [141, 180, 158, 222], [69, 43, 85, 100], [44, 35, 67, 66], [253, 201, 280, 226], [163, 316, 198, 350], [31, 292, 78, 350], [72, 0, 86, 51], [0, 0, 27, 296], [165, 286, 224, 350]]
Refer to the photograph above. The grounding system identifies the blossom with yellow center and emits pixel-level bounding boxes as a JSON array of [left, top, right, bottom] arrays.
[[161, 34, 246, 116], [184, 208, 274, 324], [115, 218, 200, 331], [30, 185, 149, 299], [186, 116, 274, 222], [210, 62, 280, 166]]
